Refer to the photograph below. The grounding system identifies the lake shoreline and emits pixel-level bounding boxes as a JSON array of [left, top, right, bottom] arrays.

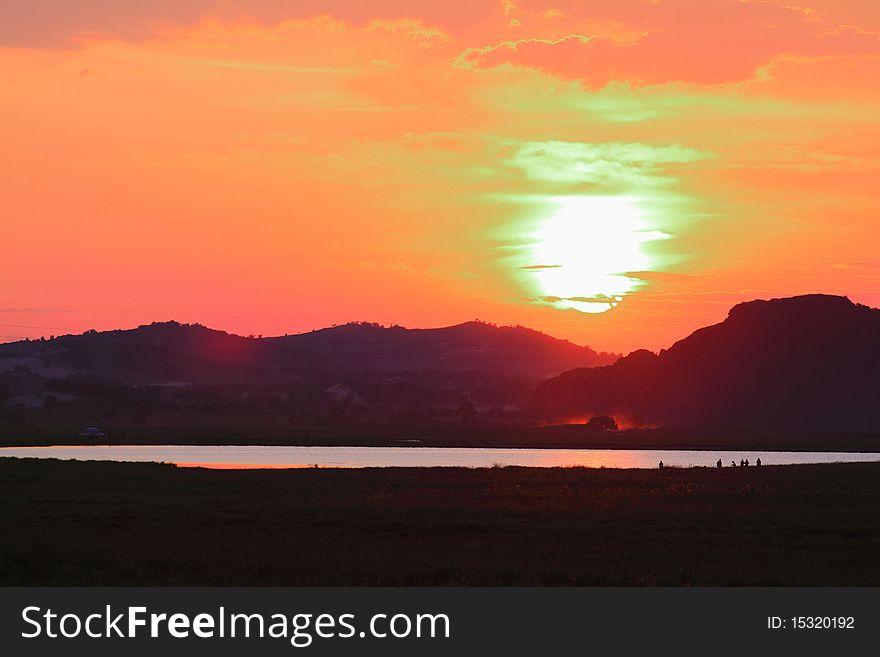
[[3, 425, 880, 453], [2, 444, 879, 469]]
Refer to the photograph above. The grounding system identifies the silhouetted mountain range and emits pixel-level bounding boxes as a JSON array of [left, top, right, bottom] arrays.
[[0, 321, 616, 430], [0, 320, 615, 384], [531, 295, 880, 431], [3, 295, 878, 437]]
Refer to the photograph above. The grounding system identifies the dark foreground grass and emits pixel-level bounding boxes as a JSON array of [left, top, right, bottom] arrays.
[[1, 458, 878, 586]]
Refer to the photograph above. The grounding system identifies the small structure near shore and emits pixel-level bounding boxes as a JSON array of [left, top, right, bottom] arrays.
[[78, 427, 106, 440]]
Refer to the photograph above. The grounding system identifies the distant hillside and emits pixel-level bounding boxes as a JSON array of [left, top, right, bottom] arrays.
[[0, 320, 615, 385], [273, 321, 615, 378], [531, 295, 880, 431]]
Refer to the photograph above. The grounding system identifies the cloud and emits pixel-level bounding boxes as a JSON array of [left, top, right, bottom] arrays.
[[0, 0, 214, 47], [455, 33, 596, 69], [506, 140, 711, 190], [623, 271, 698, 282], [537, 294, 623, 313], [539, 294, 620, 304], [831, 260, 880, 270], [0, 306, 68, 313], [7, 0, 878, 99], [456, 0, 880, 87], [0, 0, 490, 48]]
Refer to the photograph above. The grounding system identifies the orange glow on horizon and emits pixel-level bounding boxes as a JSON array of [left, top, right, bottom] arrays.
[[541, 415, 658, 430]]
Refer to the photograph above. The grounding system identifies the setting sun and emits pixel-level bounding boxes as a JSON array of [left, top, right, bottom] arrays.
[[525, 195, 670, 313]]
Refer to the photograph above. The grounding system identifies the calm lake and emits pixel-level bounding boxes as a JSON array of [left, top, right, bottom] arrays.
[[1, 445, 879, 469]]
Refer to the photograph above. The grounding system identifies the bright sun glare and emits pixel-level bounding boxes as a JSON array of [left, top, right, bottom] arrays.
[[528, 196, 670, 313]]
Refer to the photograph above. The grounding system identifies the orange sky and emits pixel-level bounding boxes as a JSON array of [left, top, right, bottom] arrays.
[[1, 1, 879, 352]]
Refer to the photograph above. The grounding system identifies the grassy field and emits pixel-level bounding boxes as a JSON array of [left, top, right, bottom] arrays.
[[1, 458, 878, 586]]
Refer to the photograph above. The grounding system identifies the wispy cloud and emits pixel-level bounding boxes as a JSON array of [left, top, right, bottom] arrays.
[[505, 140, 712, 191]]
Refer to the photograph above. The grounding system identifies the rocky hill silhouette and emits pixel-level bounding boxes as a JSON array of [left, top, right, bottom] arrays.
[[531, 295, 880, 431]]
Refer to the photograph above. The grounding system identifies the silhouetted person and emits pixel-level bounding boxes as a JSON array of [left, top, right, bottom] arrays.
[[756, 458, 761, 467], [716, 459, 722, 469], [731, 460, 737, 467], [745, 459, 750, 466], [658, 461, 664, 470], [740, 459, 746, 467]]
